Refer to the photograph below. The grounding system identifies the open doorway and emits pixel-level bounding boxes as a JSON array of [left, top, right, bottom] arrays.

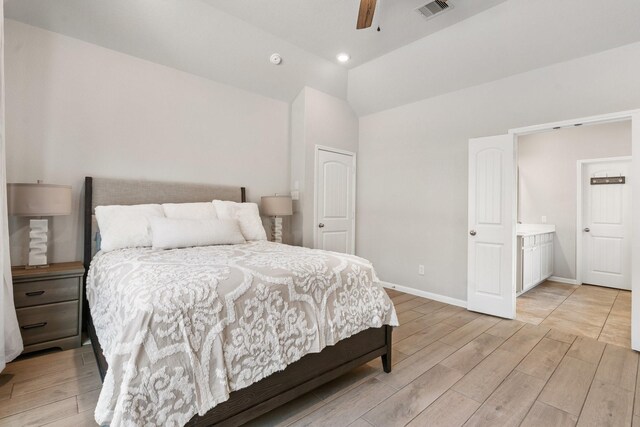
[[467, 109, 640, 351], [515, 121, 632, 348]]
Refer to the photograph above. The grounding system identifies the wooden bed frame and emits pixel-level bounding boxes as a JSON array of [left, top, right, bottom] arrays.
[[82, 176, 392, 427]]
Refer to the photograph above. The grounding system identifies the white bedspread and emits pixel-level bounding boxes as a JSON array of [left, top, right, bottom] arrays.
[[86, 241, 398, 426]]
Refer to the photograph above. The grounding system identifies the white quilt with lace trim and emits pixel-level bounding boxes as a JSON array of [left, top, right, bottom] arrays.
[[86, 241, 398, 426]]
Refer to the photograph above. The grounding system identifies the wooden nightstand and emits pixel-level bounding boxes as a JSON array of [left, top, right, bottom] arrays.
[[11, 262, 85, 354]]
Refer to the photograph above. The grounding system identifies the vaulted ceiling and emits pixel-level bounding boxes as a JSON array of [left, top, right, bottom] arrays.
[[348, 0, 640, 114], [3, 0, 348, 101], [203, 0, 507, 67], [5, 0, 640, 114], [3, 0, 507, 101]]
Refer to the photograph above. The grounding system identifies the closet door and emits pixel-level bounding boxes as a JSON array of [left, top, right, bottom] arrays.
[[315, 148, 356, 254], [581, 158, 631, 290]]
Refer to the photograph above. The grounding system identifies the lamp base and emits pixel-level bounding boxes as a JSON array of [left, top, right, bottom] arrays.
[[272, 216, 283, 244], [28, 219, 48, 267]]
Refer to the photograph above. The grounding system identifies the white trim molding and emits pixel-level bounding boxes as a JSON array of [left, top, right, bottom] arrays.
[[379, 281, 467, 309], [631, 111, 640, 351], [548, 276, 579, 286], [509, 109, 640, 136]]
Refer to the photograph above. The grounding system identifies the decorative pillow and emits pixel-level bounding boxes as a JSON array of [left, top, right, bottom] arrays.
[[162, 202, 217, 220], [150, 218, 245, 250], [95, 204, 164, 252], [212, 200, 267, 241]]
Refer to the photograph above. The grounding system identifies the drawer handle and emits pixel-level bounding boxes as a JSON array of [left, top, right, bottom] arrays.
[[25, 290, 45, 297], [21, 322, 47, 330]]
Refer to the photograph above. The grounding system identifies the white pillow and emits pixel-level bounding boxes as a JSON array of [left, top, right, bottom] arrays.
[[95, 204, 164, 252], [150, 218, 245, 249], [162, 202, 217, 220], [212, 200, 267, 241]]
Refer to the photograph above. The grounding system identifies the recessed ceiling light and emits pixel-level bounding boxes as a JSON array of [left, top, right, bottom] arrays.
[[336, 53, 350, 63]]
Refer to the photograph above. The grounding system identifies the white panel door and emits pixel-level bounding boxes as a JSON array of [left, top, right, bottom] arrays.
[[582, 159, 632, 290], [315, 148, 355, 254], [468, 134, 516, 318]]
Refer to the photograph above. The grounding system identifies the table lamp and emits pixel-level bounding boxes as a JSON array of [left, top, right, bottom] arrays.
[[261, 195, 292, 243], [7, 181, 72, 268]]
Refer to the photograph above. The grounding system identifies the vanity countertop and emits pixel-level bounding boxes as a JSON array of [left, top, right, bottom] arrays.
[[517, 223, 556, 237]]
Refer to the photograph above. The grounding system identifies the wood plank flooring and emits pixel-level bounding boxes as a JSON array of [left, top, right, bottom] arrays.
[[517, 281, 632, 348], [0, 345, 100, 426], [0, 288, 637, 427]]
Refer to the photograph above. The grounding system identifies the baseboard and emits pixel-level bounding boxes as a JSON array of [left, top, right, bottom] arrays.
[[548, 276, 579, 285], [379, 281, 467, 308]]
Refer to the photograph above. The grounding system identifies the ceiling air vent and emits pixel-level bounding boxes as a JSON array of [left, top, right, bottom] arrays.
[[417, 0, 452, 20]]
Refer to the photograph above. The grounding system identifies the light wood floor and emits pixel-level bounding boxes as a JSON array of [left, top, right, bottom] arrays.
[[517, 281, 632, 348], [0, 345, 100, 426], [1, 289, 638, 427]]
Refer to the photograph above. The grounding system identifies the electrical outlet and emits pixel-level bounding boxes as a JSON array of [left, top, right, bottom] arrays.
[[541, 216, 547, 224], [418, 265, 425, 276]]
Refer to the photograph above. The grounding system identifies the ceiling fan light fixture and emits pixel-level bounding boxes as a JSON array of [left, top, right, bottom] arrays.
[[336, 53, 350, 63]]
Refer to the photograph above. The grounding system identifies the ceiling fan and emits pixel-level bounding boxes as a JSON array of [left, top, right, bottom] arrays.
[[356, 0, 377, 29], [356, 0, 449, 29]]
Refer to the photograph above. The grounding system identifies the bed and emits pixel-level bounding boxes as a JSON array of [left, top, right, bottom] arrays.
[[82, 176, 397, 426]]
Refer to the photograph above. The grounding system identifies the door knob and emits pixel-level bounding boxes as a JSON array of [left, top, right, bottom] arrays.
[[584, 227, 590, 232], [469, 230, 477, 236], [318, 223, 325, 228]]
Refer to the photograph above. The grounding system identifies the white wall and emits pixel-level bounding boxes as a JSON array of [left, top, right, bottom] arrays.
[[290, 87, 358, 247], [518, 121, 632, 281], [5, 20, 291, 265], [357, 41, 640, 301]]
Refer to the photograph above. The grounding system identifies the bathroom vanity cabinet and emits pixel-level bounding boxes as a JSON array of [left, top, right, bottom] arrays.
[[517, 225, 555, 294]]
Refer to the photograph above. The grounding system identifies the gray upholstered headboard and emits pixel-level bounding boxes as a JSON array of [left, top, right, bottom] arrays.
[[81, 176, 245, 347], [83, 176, 245, 268]]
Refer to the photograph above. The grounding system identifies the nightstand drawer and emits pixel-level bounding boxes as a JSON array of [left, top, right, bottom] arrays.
[[13, 277, 80, 308], [16, 301, 79, 346]]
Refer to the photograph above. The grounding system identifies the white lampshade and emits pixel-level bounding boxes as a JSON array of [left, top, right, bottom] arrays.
[[261, 195, 293, 217], [7, 183, 72, 216]]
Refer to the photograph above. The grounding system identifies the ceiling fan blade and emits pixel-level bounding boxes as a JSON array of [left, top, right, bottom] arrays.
[[356, 0, 377, 29]]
